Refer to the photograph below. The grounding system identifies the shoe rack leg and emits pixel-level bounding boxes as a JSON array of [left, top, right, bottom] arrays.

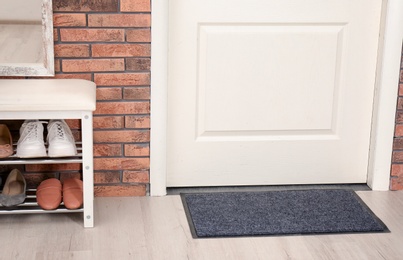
[[81, 112, 94, 227]]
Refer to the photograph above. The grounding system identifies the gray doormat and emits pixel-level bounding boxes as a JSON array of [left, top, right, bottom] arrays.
[[181, 189, 389, 238]]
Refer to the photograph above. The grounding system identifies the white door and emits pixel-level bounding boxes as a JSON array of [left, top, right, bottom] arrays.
[[167, 0, 383, 187]]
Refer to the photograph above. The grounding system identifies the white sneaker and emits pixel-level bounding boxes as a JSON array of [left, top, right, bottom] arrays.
[[47, 119, 77, 157], [16, 120, 47, 158]]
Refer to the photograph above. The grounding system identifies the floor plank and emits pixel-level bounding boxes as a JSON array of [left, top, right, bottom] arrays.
[[0, 191, 402, 260]]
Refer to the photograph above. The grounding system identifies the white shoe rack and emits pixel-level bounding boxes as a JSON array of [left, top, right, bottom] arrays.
[[0, 79, 96, 228]]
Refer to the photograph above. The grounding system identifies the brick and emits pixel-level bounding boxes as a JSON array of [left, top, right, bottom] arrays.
[[390, 177, 403, 190], [396, 125, 403, 137], [88, 14, 150, 27], [94, 171, 120, 184], [71, 130, 81, 142], [92, 44, 150, 57], [391, 164, 403, 177], [401, 70, 403, 83], [62, 59, 125, 72], [126, 58, 150, 71], [122, 171, 149, 183], [126, 29, 151, 43], [94, 185, 146, 197], [123, 87, 150, 100], [396, 111, 403, 124], [25, 163, 81, 172], [93, 116, 124, 129], [60, 29, 124, 42], [54, 29, 59, 41], [53, 0, 118, 12], [54, 44, 90, 57], [399, 84, 403, 96], [125, 116, 150, 128], [94, 144, 122, 157], [65, 119, 81, 129], [60, 172, 81, 183], [124, 144, 149, 156], [393, 138, 403, 150], [398, 98, 403, 110], [55, 60, 61, 72], [94, 73, 150, 86], [24, 173, 56, 189], [53, 14, 87, 27], [53, 73, 92, 80], [96, 87, 122, 100], [392, 151, 403, 163], [94, 158, 149, 170], [94, 102, 150, 115], [93, 130, 149, 142], [121, 0, 151, 12]]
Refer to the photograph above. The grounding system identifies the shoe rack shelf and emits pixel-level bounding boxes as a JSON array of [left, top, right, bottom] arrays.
[[0, 79, 96, 228], [0, 189, 83, 215], [0, 143, 83, 165], [0, 157, 83, 165]]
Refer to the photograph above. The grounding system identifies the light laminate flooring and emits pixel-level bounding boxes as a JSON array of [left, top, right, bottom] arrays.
[[0, 191, 402, 260]]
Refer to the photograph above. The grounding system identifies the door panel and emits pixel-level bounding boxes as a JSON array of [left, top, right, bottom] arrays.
[[197, 24, 341, 135], [167, 0, 382, 186]]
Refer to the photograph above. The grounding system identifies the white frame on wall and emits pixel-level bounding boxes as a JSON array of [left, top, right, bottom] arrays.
[[0, 0, 54, 77], [150, 0, 403, 196]]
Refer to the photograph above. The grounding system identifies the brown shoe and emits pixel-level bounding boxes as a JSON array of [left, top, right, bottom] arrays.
[[36, 178, 62, 210], [0, 169, 26, 207], [63, 178, 83, 210], [0, 124, 13, 158]]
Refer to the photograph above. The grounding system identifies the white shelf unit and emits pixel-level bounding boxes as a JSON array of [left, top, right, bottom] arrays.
[[0, 79, 96, 228]]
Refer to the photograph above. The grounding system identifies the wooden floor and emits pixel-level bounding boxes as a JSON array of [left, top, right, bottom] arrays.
[[0, 191, 403, 260]]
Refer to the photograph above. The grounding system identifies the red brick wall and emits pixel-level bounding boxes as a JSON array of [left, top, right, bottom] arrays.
[[52, 0, 151, 196], [391, 46, 403, 190]]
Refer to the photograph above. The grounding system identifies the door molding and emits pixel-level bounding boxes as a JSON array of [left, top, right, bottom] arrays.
[[367, 0, 403, 190], [150, 0, 403, 196]]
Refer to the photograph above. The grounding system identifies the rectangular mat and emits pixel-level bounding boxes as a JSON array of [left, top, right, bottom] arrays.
[[181, 189, 389, 238]]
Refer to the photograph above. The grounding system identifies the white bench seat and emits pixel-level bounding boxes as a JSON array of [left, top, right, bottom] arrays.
[[0, 79, 96, 111]]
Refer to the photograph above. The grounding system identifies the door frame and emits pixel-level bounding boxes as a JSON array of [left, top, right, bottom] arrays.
[[149, 0, 403, 196]]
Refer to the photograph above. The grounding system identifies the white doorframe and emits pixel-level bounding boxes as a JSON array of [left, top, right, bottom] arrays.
[[149, 0, 169, 196], [150, 0, 403, 196], [367, 0, 403, 190]]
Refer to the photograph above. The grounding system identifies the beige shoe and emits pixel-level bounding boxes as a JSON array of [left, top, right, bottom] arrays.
[[0, 169, 26, 207], [0, 124, 13, 158]]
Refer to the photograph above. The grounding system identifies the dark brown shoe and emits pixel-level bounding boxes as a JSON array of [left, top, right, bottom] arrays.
[[36, 178, 62, 210]]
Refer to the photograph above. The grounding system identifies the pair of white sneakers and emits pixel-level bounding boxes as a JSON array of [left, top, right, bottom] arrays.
[[16, 120, 77, 158]]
